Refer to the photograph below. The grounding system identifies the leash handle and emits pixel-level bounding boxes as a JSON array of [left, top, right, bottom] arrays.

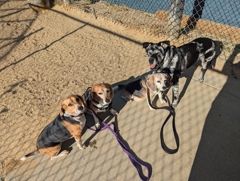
[[88, 109, 151, 181], [147, 88, 179, 154]]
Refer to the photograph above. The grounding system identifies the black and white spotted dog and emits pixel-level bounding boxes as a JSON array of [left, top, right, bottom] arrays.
[[143, 37, 221, 107]]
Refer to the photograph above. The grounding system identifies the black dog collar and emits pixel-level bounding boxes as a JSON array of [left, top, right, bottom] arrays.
[[92, 101, 112, 111]]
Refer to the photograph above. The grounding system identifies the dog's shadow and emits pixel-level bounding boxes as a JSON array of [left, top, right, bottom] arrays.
[[177, 40, 223, 104]]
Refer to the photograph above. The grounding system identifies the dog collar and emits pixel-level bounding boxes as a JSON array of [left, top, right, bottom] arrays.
[[63, 113, 84, 124], [92, 101, 112, 111]]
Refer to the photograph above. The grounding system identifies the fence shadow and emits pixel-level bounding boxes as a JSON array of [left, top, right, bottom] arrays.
[[189, 44, 240, 180], [0, 1, 239, 180]]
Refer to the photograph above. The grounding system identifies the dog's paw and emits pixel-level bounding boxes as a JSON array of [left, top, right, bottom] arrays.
[[110, 109, 118, 115], [78, 145, 86, 150], [172, 102, 178, 108], [198, 78, 204, 83], [51, 150, 69, 160], [149, 106, 155, 111], [78, 146, 85, 151], [160, 98, 167, 104], [121, 95, 130, 101], [95, 122, 101, 129]]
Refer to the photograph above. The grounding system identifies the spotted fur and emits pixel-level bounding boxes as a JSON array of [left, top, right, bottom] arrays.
[[143, 37, 221, 107]]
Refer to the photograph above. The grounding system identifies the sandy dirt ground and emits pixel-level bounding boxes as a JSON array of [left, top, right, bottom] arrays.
[[0, 0, 239, 180], [0, 1, 159, 178]]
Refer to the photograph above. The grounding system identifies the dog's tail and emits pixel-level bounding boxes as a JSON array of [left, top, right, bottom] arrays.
[[113, 84, 125, 92], [214, 40, 223, 53], [218, 41, 223, 52], [20, 150, 39, 161]]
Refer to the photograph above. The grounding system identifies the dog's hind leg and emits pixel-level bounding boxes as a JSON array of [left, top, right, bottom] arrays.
[[199, 51, 216, 82], [38, 145, 68, 160], [51, 150, 69, 160], [199, 42, 216, 82], [199, 60, 207, 83]]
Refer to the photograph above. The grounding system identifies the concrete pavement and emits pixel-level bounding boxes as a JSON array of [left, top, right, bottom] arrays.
[[5, 65, 240, 181]]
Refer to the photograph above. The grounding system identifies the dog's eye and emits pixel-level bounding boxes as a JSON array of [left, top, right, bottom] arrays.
[[68, 103, 73, 107], [98, 92, 103, 95], [106, 90, 109, 93], [157, 81, 161, 83], [76, 98, 79, 102]]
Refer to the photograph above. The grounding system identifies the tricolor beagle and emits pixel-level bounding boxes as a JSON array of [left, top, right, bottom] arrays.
[[20, 95, 87, 161], [83, 83, 117, 128]]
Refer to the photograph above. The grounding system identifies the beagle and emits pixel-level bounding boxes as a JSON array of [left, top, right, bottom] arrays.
[[83, 83, 117, 128], [20, 95, 87, 161], [121, 72, 171, 110]]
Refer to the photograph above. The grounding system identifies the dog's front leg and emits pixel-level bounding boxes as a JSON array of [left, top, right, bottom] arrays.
[[158, 92, 167, 104], [73, 132, 85, 150], [147, 93, 157, 110], [172, 83, 179, 107], [75, 138, 85, 150], [110, 108, 118, 116], [92, 111, 101, 129]]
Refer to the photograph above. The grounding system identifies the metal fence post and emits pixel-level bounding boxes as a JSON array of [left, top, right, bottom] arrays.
[[168, 0, 185, 40]]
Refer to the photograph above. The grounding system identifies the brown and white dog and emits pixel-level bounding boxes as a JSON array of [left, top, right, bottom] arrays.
[[83, 83, 117, 128], [121, 72, 171, 110], [20, 95, 87, 161]]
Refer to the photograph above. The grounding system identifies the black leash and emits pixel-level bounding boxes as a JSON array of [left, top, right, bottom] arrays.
[[147, 88, 179, 154]]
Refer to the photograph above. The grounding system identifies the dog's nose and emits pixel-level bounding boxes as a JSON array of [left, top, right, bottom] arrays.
[[149, 57, 153, 62], [162, 86, 166, 90], [106, 99, 111, 103], [78, 106, 84, 110]]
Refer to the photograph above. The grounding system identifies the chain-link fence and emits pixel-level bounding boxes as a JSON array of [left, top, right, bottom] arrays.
[[1, 0, 240, 180], [71, 0, 240, 75]]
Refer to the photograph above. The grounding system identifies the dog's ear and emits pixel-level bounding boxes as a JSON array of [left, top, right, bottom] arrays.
[[165, 73, 171, 86], [158, 40, 170, 49], [103, 83, 114, 99], [76, 95, 87, 107], [89, 92, 93, 100], [146, 74, 157, 92], [91, 85, 100, 100], [161, 68, 170, 74], [109, 85, 114, 99], [60, 101, 65, 116], [89, 88, 95, 100], [142, 42, 152, 49]]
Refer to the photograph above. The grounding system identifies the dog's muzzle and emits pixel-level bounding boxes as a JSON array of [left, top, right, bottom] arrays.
[[78, 105, 84, 111]]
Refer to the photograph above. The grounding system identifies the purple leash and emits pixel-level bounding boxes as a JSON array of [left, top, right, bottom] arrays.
[[87, 109, 151, 181]]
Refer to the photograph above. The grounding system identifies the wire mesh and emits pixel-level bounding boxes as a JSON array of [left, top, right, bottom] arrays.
[[1, 0, 240, 181], [70, 0, 239, 65]]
